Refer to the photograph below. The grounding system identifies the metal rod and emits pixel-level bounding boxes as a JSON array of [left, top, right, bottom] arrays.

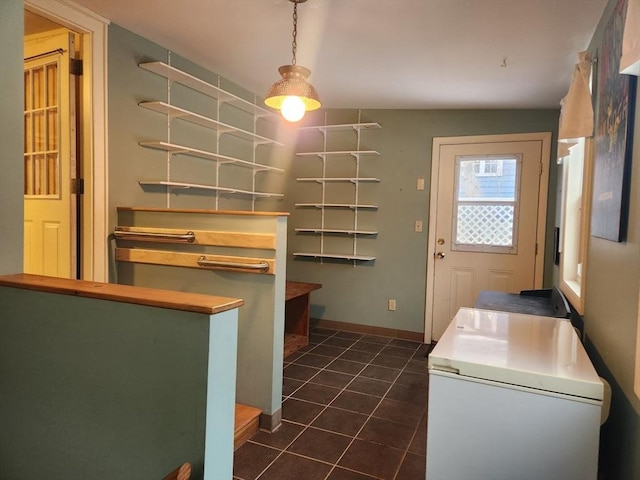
[[114, 229, 196, 243], [24, 48, 65, 62], [197, 256, 269, 272]]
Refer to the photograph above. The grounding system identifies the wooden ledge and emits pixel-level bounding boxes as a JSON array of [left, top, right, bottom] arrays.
[[0, 274, 243, 315]]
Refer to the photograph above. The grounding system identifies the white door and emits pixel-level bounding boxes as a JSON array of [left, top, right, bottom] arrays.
[[425, 133, 551, 341], [23, 29, 76, 278]]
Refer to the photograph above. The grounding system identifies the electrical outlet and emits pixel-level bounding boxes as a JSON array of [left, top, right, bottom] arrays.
[[415, 220, 423, 232], [388, 299, 397, 311], [417, 178, 425, 190]]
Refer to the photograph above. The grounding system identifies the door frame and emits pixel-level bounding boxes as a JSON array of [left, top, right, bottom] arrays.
[[424, 132, 552, 343], [25, 0, 109, 282]]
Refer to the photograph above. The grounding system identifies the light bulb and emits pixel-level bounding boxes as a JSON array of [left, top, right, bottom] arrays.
[[281, 95, 306, 122]]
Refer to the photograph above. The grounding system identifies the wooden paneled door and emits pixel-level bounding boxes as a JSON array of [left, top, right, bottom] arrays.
[[23, 29, 76, 278]]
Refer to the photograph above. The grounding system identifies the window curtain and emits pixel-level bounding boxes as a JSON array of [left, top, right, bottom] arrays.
[[558, 51, 594, 141], [620, 0, 640, 75]]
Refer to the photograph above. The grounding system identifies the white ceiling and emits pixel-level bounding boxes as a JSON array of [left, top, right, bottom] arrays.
[[66, 0, 607, 110]]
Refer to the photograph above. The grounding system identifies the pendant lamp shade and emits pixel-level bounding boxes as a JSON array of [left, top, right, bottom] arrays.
[[265, 65, 321, 112], [265, 0, 321, 122]]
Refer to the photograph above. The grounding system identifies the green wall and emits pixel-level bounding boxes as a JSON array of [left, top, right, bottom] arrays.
[[285, 108, 560, 335], [105, 23, 559, 338], [0, 0, 23, 275], [581, 0, 640, 478]]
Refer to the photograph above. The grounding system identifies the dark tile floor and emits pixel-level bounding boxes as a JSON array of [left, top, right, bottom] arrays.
[[234, 327, 431, 480]]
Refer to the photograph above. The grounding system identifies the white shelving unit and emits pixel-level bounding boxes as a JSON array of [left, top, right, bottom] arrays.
[[295, 203, 379, 209], [139, 141, 283, 172], [138, 61, 283, 209], [296, 177, 380, 184], [140, 61, 274, 118], [138, 180, 283, 198], [293, 116, 381, 263], [295, 228, 378, 235], [293, 252, 377, 262]]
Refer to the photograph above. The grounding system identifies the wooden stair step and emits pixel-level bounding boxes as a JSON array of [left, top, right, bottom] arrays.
[[234, 403, 262, 450]]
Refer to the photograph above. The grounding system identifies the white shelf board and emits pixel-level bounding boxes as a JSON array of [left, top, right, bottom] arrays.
[[296, 150, 380, 159], [299, 123, 381, 133], [139, 101, 284, 146], [138, 180, 283, 198], [297, 177, 380, 183], [295, 228, 378, 235], [139, 61, 276, 119], [139, 141, 283, 172], [293, 252, 376, 261], [295, 203, 379, 210]]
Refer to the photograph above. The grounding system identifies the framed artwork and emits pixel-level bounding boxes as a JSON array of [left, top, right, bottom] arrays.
[[591, 0, 637, 242]]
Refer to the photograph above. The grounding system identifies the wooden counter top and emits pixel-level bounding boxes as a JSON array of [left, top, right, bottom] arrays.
[[0, 273, 243, 315]]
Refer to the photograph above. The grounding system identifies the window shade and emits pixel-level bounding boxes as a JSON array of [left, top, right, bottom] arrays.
[[620, 0, 640, 75], [558, 51, 594, 140]]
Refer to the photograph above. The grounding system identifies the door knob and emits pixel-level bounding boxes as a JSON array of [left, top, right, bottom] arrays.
[[436, 252, 445, 259]]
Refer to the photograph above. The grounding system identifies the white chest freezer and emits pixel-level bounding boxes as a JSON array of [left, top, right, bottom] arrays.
[[426, 307, 603, 480]]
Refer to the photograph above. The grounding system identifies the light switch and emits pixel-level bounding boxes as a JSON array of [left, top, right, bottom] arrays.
[[417, 178, 425, 190], [415, 220, 423, 232]]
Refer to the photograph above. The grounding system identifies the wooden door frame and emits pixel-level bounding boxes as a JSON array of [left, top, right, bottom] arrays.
[[25, 0, 109, 282], [424, 132, 552, 343]]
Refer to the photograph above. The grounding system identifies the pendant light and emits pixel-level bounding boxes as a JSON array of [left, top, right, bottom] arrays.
[[265, 0, 321, 122]]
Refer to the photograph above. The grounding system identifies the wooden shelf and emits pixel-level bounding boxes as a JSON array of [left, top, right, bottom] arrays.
[[139, 141, 283, 172], [139, 101, 284, 146], [299, 123, 381, 133], [295, 203, 378, 210], [297, 177, 380, 183], [296, 150, 380, 159], [295, 228, 378, 235], [140, 61, 275, 119], [139, 180, 283, 198], [293, 252, 376, 261]]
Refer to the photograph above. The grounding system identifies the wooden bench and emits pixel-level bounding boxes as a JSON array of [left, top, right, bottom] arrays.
[[284, 281, 322, 358]]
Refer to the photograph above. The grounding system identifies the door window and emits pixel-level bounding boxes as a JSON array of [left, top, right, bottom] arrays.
[[452, 155, 521, 254], [24, 58, 60, 197]]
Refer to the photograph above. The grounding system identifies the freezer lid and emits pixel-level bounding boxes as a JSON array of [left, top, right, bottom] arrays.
[[428, 307, 603, 401]]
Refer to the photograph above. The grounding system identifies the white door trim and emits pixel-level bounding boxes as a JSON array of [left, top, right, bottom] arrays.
[[24, 0, 109, 282], [424, 132, 551, 343]]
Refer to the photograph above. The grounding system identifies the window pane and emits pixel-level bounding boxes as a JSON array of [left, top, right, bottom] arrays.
[[456, 204, 514, 246], [458, 158, 517, 201], [453, 156, 520, 252], [46, 63, 57, 107], [24, 60, 60, 197], [33, 66, 44, 109]]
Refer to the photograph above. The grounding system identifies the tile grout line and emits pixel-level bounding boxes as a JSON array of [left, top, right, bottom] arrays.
[[250, 329, 427, 480], [290, 329, 394, 479], [252, 329, 351, 480], [319, 336, 423, 480]]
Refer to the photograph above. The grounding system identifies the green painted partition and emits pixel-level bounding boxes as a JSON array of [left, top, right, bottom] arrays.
[[115, 208, 287, 430], [0, 282, 239, 480]]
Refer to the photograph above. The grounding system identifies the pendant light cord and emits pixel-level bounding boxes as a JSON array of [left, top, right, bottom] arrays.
[[291, 1, 298, 65]]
